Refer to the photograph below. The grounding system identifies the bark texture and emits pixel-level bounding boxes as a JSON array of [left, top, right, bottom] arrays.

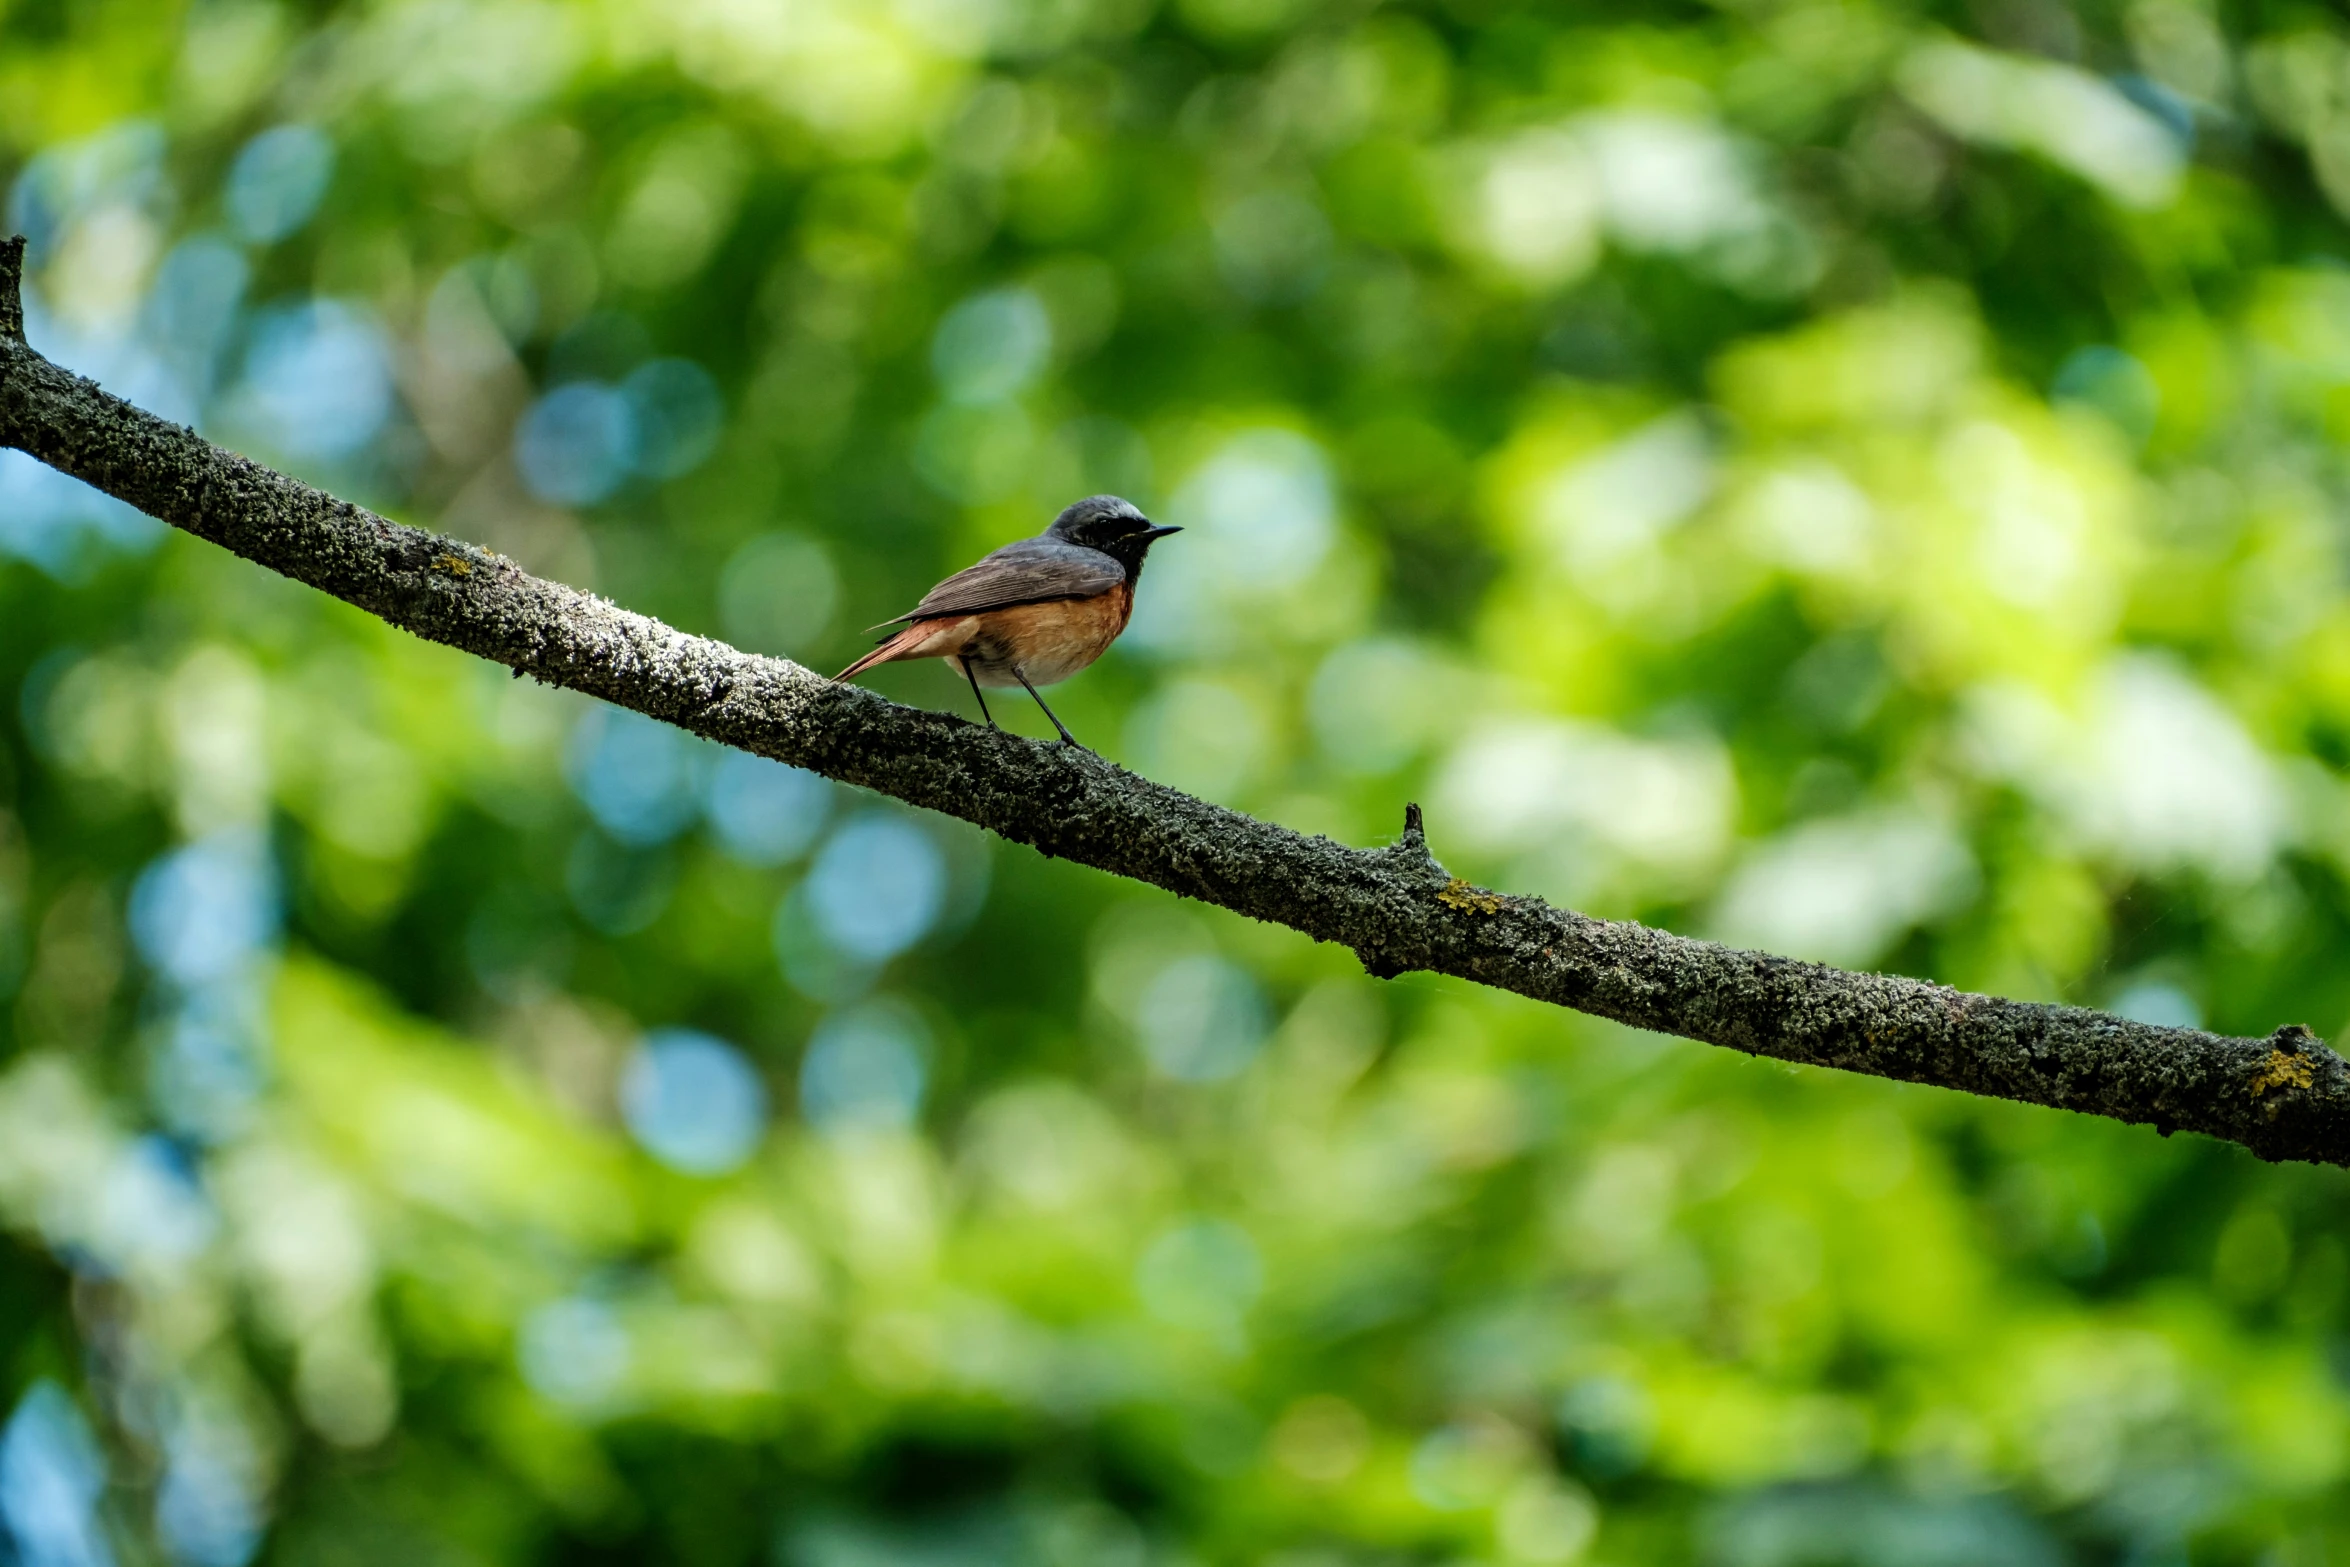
[[4, 234, 2345, 1165]]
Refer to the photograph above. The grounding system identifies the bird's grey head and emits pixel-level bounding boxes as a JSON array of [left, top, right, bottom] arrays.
[[1047, 494, 1180, 563]]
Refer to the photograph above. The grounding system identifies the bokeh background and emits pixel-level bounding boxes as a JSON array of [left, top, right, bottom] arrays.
[[6, 0, 2350, 1561]]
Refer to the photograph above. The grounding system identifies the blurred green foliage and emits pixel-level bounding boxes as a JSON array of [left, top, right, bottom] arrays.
[[10, 0, 2350, 1562]]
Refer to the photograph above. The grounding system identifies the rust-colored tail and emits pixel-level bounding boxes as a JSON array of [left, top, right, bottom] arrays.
[[833, 624, 925, 682]]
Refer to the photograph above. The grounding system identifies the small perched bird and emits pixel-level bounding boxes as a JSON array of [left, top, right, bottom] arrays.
[[834, 495, 1180, 746]]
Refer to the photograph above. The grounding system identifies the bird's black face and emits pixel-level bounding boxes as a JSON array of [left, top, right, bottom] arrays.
[[1048, 494, 1180, 569]]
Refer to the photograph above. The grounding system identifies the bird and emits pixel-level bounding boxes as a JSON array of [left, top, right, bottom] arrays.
[[833, 495, 1181, 747]]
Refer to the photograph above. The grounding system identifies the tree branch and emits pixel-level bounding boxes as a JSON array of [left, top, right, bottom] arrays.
[[3, 233, 2343, 1165]]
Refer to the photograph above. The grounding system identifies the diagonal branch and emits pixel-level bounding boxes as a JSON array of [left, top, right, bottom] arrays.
[[2, 233, 2343, 1165]]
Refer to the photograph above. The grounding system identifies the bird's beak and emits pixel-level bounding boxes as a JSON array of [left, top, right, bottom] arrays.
[[1141, 524, 1182, 540]]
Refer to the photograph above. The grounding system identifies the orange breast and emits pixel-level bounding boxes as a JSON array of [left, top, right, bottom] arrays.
[[949, 586, 1133, 689]]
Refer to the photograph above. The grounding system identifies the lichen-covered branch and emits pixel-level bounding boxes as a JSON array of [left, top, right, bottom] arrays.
[[3, 233, 2344, 1166]]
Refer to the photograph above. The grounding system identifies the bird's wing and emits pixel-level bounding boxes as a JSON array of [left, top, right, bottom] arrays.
[[877, 537, 1126, 625]]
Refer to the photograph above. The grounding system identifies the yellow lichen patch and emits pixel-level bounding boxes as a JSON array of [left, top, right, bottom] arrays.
[[1437, 878, 1506, 916], [432, 552, 473, 576], [2248, 1048, 2316, 1098]]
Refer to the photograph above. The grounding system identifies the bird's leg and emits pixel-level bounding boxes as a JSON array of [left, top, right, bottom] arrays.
[[1011, 665, 1082, 748], [959, 656, 998, 729]]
